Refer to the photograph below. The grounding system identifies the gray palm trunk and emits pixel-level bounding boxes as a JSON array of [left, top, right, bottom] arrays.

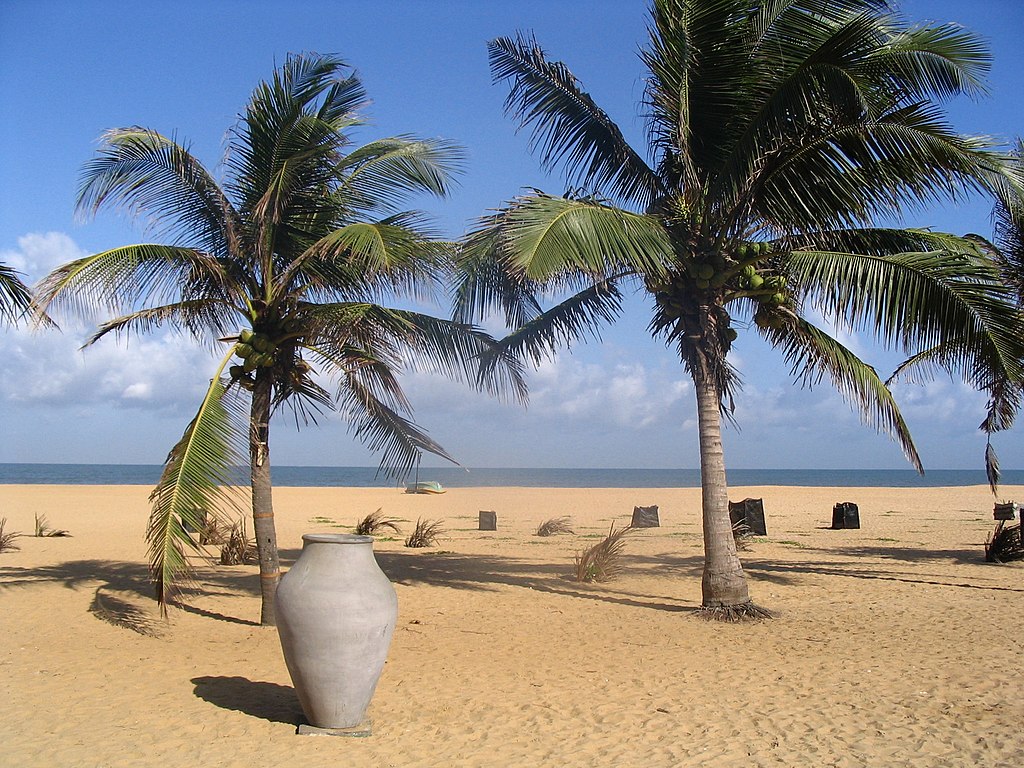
[[693, 354, 750, 609], [249, 370, 281, 626]]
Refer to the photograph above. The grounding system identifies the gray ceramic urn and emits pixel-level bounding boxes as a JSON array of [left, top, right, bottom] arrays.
[[275, 533, 398, 729]]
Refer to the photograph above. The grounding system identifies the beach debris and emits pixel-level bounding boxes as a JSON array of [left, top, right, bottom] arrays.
[[404, 518, 444, 548], [405, 480, 446, 494], [0, 517, 21, 553], [220, 519, 257, 565], [573, 522, 634, 583], [831, 502, 860, 530], [732, 519, 754, 551], [478, 510, 497, 531], [535, 516, 574, 536], [631, 505, 660, 528], [985, 521, 1023, 563], [729, 498, 767, 536], [33, 512, 71, 537], [355, 509, 403, 536]]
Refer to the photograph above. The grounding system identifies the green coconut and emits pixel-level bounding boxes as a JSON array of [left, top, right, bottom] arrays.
[[239, 328, 254, 344], [697, 263, 715, 280], [748, 274, 764, 290], [229, 365, 245, 379], [765, 276, 785, 290], [235, 342, 254, 359], [770, 292, 786, 306]]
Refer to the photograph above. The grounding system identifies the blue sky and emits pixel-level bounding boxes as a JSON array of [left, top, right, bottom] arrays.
[[1, 0, 1022, 472]]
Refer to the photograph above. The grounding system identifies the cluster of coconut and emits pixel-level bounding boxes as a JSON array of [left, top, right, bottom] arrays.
[[229, 329, 277, 388]]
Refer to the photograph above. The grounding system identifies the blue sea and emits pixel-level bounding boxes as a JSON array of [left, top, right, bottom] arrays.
[[0, 463, 1018, 488]]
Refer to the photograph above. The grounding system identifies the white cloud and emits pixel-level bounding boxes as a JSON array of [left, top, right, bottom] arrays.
[[1, 232, 222, 415]]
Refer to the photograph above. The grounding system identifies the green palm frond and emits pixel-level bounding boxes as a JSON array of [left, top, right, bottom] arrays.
[[788, 247, 1023, 377], [82, 299, 237, 347], [453, 215, 546, 329], [77, 128, 238, 256], [0, 262, 33, 326], [492, 193, 672, 281], [484, 279, 624, 369], [489, 33, 661, 208], [338, 370, 457, 479], [339, 136, 466, 214], [33, 244, 235, 321], [147, 355, 248, 613], [765, 314, 922, 472]]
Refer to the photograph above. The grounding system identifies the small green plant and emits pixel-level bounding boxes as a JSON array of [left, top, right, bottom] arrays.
[[0, 518, 21, 553], [573, 522, 633, 583], [33, 513, 70, 537], [536, 516, 574, 537], [355, 508, 403, 536], [405, 518, 444, 548], [220, 520, 257, 565], [198, 515, 228, 546]]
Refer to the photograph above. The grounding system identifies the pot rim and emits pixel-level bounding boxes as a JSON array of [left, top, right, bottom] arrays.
[[301, 533, 374, 545]]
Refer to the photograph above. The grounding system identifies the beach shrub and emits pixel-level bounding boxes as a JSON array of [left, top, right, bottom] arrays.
[[573, 522, 633, 583], [355, 509, 403, 536], [536, 516, 575, 536], [33, 513, 70, 537], [220, 520, 257, 565], [405, 518, 444, 548], [732, 519, 753, 551], [0, 518, 21, 553]]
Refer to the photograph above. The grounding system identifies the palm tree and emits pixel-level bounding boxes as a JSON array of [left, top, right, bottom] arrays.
[[0, 262, 33, 326], [35, 54, 522, 625], [456, 0, 1024, 618]]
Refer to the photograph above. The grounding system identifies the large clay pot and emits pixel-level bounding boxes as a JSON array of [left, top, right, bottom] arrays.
[[275, 533, 398, 729]]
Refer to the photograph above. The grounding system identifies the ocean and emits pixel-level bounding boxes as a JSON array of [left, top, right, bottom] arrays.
[[0, 463, 1018, 488]]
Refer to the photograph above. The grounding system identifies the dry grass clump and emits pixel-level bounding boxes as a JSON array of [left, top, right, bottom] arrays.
[[33, 513, 70, 537], [220, 520, 257, 565], [0, 518, 21, 553], [985, 521, 1023, 563], [199, 515, 229, 546], [355, 508, 403, 536], [536, 516, 574, 536], [405, 518, 444, 548], [732, 519, 753, 551], [573, 522, 634, 582]]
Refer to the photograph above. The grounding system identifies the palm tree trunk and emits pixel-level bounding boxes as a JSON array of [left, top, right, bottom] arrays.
[[692, 354, 753, 613], [250, 369, 281, 626]]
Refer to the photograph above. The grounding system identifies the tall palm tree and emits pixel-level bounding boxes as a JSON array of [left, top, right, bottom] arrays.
[[0, 262, 33, 326], [456, 0, 1024, 618], [35, 54, 522, 625]]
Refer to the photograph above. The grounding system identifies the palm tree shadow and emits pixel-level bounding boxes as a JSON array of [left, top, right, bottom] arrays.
[[191, 676, 302, 725], [0, 559, 263, 630], [374, 549, 701, 613]]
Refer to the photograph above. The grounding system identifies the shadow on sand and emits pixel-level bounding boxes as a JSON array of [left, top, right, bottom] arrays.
[[191, 676, 302, 725]]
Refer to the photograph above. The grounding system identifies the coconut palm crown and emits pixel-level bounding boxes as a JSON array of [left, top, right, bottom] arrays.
[[35, 54, 523, 625], [456, 0, 1024, 617]]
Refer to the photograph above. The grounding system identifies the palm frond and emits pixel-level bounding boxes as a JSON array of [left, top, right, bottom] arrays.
[[493, 193, 672, 281], [147, 356, 248, 613], [788, 246, 1024, 390], [77, 128, 237, 257], [487, 279, 625, 370], [33, 244, 235, 322], [764, 314, 922, 472], [83, 299, 237, 347], [339, 136, 465, 214], [489, 33, 660, 208], [338, 369, 457, 479], [0, 262, 33, 326]]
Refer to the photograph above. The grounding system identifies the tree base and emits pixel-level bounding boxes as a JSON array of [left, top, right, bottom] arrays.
[[697, 601, 773, 622]]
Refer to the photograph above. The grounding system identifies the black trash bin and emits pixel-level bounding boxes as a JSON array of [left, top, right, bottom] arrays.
[[832, 502, 860, 529], [728, 498, 767, 536]]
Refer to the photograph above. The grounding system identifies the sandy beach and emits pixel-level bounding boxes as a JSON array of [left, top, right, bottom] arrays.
[[2, 482, 1023, 767]]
